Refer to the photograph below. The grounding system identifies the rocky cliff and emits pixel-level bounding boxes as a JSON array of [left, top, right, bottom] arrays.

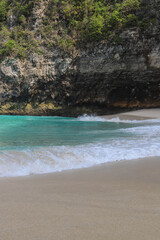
[[0, 0, 160, 116]]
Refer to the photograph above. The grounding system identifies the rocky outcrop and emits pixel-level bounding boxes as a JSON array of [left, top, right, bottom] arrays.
[[0, 0, 160, 116]]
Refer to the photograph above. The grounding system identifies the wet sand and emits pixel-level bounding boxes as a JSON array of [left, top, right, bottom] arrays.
[[0, 109, 160, 240], [102, 108, 160, 120]]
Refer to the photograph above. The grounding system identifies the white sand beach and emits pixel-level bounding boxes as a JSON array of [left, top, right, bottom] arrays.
[[102, 108, 160, 120]]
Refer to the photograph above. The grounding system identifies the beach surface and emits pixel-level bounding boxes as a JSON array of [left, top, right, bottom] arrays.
[[102, 108, 160, 120], [0, 109, 160, 240]]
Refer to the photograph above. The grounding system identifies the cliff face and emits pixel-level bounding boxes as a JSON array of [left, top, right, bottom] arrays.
[[0, 0, 160, 115]]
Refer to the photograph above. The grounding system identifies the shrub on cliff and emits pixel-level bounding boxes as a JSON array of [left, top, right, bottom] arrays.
[[48, 0, 140, 42], [0, 0, 142, 57], [0, 0, 7, 22], [0, 39, 16, 56]]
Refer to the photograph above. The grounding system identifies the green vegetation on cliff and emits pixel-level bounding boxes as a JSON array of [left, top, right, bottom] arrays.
[[0, 0, 141, 58]]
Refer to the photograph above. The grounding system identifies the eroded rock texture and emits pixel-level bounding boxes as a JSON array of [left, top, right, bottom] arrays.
[[0, 0, 160, 115]]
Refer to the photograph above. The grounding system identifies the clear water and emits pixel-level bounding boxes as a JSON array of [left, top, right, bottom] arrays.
[[0, 115, 160, 177]]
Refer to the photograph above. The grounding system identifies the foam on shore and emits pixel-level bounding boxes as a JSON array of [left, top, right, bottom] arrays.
[[1, 130, 160, 177], [77, 114, 160, 123]]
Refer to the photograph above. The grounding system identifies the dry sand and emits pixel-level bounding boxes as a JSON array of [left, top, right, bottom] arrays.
[[0, 109, 160, 240]]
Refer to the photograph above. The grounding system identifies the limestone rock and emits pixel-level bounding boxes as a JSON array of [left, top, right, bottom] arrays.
[[0, 0, 160, 115]]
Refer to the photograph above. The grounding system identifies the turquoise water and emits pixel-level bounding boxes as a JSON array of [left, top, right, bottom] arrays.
[[0, 115, 160, 177], [0, 115, 133, 150]]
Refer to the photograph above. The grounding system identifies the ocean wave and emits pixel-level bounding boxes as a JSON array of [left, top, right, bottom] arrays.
[[0, 137, 160, 177], [77, 114, 107, 122]]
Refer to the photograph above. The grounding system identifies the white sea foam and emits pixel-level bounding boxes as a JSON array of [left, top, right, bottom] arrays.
[[1, 125, 160, 177], [77, 114, 107, 122], [77, 114, 160, 123]]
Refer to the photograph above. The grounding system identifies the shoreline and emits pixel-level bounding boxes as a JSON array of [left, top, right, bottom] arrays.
[[0, 157, 160, 239], [101, 108, 160, 120], [0, 108, 160, 239], [0, 105, 160, 118], [0, 107, 160, 119]]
